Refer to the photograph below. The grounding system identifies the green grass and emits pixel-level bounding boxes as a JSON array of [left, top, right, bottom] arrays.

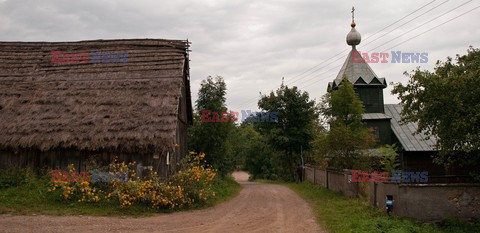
[[286, 181, 480, 233], [0, 174, 241, 216], [205, 175, 242, 207]]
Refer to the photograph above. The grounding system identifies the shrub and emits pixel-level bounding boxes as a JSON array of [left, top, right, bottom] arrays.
[[379, 144, 399, 175], [48, 152, 217, 210], [0, 167, 36, 189]]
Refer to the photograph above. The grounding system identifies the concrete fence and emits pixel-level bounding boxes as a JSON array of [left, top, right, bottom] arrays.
[[304, 165, 480, 222]]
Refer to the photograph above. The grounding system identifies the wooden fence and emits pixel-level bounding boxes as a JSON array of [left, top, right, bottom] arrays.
[[304, 165, 480, 222]]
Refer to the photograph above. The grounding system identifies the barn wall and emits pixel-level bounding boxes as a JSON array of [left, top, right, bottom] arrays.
[[173, 80, 190, 174], [0, 149, 157, 176]]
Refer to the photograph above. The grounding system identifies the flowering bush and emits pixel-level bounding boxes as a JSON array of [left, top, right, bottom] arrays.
[[48, 152, 217, 210], [172, 152, 216, 204], [48, 164, 104, 203]]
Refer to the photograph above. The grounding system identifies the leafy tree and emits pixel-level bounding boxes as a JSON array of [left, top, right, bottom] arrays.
[[306, 118, 328, 164], [318, 79, 377, 170], [379, 144, 399, 175], [392, 47, 480, 169], [256, 84, 318, 180], [188, 76, 235, 176], [322, 79, 364, 129], [233, 124, 280, 180]]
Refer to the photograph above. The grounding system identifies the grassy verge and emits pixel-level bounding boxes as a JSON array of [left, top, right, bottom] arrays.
[[0, 174, 241, 216], [203, 175, 242, 207], [286, 181, 479, 233]]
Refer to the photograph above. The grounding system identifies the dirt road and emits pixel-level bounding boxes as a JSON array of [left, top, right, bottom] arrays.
[[0, 171, 322, 233]]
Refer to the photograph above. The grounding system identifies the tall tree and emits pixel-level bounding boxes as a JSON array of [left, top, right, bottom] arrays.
[[256, 84, 318, 180], [234, 124, 279, 180], [318, 79, 376, 169], [392, 47, 480, 169], [188, 76, 235, 176]]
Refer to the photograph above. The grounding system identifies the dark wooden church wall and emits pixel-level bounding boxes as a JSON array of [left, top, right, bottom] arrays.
[[355, 86, 385, 113], [364, 119, 392, 146]]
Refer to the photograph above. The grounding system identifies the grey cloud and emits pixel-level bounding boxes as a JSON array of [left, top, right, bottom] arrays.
[[0, 0, 478, 111]]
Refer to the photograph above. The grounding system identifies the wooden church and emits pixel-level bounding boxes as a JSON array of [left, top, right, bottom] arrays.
[[326, 15, 450, 176]]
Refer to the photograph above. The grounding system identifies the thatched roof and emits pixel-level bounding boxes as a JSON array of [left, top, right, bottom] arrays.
[[0, 39, 192, 153]]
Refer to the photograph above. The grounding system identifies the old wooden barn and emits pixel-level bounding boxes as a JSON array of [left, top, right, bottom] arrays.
[[0, 39, 193, 177]]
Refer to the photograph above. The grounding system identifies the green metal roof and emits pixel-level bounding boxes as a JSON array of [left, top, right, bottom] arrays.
[[384, 104, 437, 152], [362, 113, 391, 120], [328, 48, 387, 91]]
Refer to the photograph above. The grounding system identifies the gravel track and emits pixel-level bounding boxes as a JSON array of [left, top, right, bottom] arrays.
[[0, 171, 323, 233]]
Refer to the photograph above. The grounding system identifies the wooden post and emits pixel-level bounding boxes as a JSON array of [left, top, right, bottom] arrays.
[[326, 170, 329, 189], [313, 166, 316, 184]]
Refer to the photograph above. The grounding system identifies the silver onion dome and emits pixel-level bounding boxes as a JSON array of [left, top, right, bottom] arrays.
[[346, 22, 361, 46]]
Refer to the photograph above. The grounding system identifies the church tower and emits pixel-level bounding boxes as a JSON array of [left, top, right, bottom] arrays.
[[326, 8, 441, 173], [328, 7, 392, 145], [327, 7, 387, 114]]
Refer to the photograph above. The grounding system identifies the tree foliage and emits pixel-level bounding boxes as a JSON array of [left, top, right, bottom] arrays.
[[317, 79, 377, 170], [256, 84, 318, 180], [233, 124, 280, 180], [379, 144, 399, 175], [392, 47, 480, 168], [322, 80, 364, 129], [188, 76, 235, 176]]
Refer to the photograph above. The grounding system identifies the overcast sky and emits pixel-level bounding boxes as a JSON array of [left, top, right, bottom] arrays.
[[1, 0, 479, 112]]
